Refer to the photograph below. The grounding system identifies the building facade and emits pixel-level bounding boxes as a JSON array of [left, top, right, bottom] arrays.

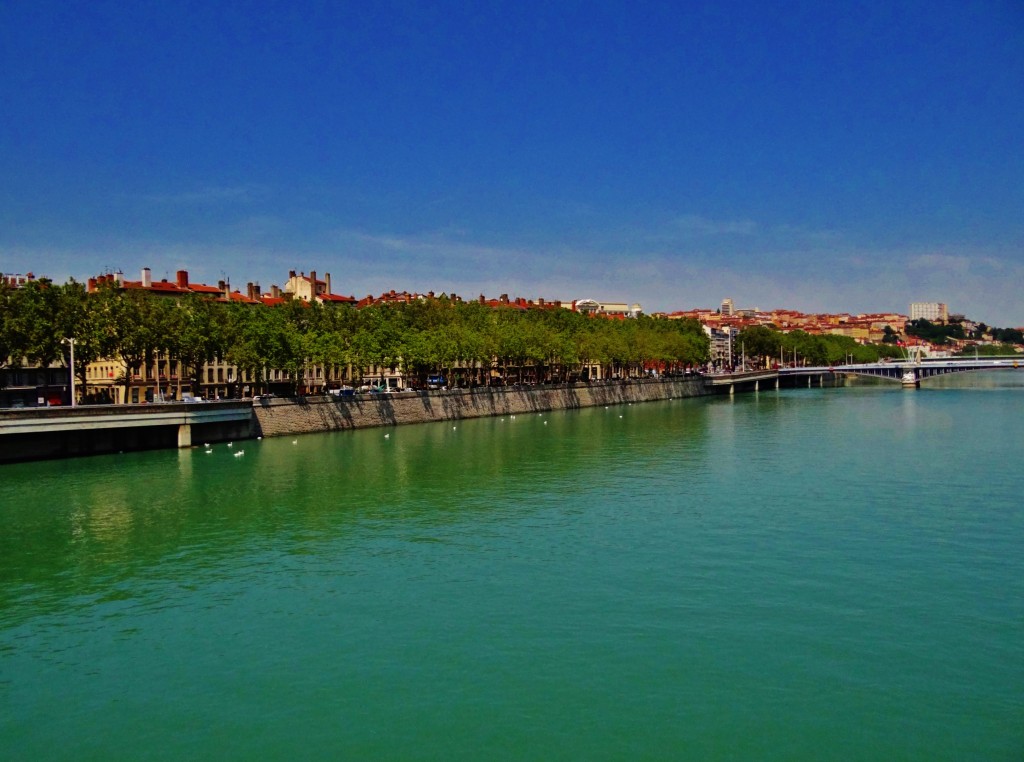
[[910, 302, 948, 323]]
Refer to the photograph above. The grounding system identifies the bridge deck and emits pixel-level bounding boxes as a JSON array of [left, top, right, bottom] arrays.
[[0, 401, 254, 436], [705, 370, 780, 386], [779, 357, 1019, 382]]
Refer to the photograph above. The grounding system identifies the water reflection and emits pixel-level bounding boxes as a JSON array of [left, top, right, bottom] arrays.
[[0, 400, 712, 621]]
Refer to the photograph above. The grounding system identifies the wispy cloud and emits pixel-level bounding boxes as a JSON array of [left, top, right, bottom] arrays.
[[670, 214, 758, 237], [139, 185, 269, 205], [906, 252, 1010, 275]]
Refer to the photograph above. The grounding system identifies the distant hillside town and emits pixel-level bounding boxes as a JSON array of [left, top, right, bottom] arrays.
[[1, 267, 1021, 409]]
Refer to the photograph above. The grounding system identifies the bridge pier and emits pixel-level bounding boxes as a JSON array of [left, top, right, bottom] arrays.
[[177, 423, 192, 448]]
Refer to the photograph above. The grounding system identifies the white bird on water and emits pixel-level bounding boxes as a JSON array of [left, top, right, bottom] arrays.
[[384, 433, 390, 439], [234, 450, 245, 457], [292, 439, 298, 445], [227, 442, 233, 448]]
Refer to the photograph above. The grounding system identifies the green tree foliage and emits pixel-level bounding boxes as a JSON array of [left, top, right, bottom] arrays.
[[0, 280, 14, 375], [6, 279, 63, 367], [55, 280, 107, 398], [171, 294, 230, 395], [955, 343, 1022, 357], [94, 287, 168, 400], [905, 319, 964, 345], [224, 303, 277, 386], [736, 325, 782, 363], [739, 325, 898, 367], [989, 327, 1024, 344]]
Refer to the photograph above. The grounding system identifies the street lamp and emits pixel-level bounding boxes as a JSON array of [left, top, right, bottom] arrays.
[[63, 337, 76, 407]]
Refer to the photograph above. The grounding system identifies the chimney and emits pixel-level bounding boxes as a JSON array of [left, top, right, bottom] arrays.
[[479, 294, 485, 304], [324, 273, 331, 295], [309, 270, 317, 298], [538, 297, 545, 307], [141, 267, 152, 288], [176, 270, 189, 288], [289, 270, 296, 279], [223, 280, 231, 299], [246, 282, 254, 299], [271, 285, 280, 298], [114, 271, 125, 287], [88, 277, 97, 292], [500, 294, 509, 304]]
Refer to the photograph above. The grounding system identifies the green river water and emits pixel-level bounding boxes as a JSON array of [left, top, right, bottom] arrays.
[[2, 375, 1022, 760]]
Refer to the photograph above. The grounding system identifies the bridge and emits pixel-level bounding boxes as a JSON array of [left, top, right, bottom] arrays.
[[705, 356, 1020, 393], [780, 356, 1021, 386], [704, 369, 783, 394], [0, 400, 254, 462]]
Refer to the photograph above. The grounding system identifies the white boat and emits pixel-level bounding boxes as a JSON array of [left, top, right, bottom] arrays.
[[901, 371, 919, 388]]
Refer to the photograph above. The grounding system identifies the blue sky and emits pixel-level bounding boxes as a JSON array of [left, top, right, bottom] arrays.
[[3, 1, 1023, 324]]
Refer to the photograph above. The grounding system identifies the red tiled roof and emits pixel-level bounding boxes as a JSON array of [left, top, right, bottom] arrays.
[[147, 280, 188, 294], [320, 293, 356, 304], [188, 284, 223, 294]]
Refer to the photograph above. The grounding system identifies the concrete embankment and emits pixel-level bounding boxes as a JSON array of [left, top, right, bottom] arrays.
[[253, 378, 708, 438], [0, 379, 707, 462]]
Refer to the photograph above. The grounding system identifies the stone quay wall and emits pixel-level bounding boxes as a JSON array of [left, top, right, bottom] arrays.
[[252, 378, 708, 438]]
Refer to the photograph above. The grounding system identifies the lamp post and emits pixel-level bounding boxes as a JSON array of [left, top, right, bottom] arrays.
[[63, 337, 76, 407]]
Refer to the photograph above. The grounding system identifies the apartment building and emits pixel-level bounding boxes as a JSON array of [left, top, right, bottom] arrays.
[[910, 302, 948, 323]]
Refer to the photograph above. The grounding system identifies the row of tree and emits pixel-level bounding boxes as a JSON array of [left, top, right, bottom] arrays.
[[734, 325, 905, 367], [736, 322, 1022, 368], [0, 279, 712, 398], [905, 318, 1023, 346]]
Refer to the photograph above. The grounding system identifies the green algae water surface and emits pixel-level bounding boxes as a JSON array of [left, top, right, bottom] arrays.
[[2, 376, 1023, 760]]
